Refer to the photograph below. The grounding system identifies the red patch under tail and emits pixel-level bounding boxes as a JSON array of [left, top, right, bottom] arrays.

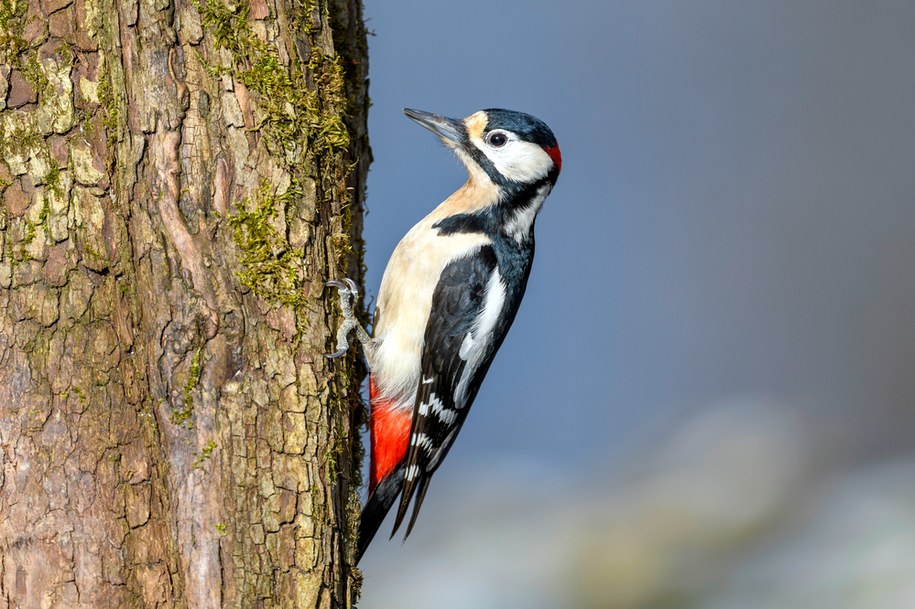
[[369, 376, 411, 493]]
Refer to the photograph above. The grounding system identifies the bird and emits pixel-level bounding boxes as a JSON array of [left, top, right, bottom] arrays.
[[327, 107, 561, 563]]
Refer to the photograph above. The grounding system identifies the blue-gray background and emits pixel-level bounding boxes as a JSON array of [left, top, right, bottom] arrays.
[[357, 2, 915, 607]]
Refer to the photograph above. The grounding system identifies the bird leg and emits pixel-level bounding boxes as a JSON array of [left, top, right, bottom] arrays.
[[325, 278, 375, 365]]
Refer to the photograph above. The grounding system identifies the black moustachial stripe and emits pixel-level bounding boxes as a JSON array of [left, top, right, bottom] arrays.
[[433, 173, 553, 242]]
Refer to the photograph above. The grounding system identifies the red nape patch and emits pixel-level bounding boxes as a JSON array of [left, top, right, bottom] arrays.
[[544, 145, 562, 173], [369, 377, 411, 493]]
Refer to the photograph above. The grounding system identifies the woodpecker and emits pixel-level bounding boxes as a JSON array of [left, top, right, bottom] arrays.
[[328, 108, 561, 563]]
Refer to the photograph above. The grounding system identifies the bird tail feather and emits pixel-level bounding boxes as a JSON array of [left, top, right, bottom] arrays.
[[356, 465, 403, 563]]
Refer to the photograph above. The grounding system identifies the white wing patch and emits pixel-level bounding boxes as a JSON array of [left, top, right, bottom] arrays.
[[454, 270, 507, 407]]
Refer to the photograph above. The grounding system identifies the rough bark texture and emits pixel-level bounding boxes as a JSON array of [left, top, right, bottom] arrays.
[[0, 0, 370, 605]]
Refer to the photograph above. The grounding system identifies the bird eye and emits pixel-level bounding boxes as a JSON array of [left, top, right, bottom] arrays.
[[487, 131, 508, 148]]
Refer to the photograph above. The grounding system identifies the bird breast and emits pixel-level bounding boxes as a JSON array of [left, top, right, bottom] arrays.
[[372, 213, 490, 407]]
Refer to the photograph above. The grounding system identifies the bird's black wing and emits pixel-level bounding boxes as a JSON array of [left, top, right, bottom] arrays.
[[391, 244, 523, 537]]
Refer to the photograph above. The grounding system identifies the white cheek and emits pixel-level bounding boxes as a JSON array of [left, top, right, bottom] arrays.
[[481, 140, 554, 183]]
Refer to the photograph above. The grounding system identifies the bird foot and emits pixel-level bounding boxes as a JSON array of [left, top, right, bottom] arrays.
[[325, 278, 371, 359]]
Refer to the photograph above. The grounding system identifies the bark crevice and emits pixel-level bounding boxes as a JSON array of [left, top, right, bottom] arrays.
[[0, 0, 369, 605]]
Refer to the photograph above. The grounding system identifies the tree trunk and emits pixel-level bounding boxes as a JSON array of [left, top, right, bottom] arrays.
[[0, 0, 369, 604]]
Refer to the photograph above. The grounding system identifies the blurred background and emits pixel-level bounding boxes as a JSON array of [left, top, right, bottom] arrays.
[[357, 1, 915, 607]]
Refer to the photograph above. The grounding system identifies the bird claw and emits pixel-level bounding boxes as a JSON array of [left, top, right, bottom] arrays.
[[326, 278, 359, 296], [325, 278, 361, 359], [325, 346, 348, 359]]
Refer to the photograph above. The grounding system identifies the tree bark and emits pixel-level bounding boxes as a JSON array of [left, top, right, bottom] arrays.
[[0, 0, 369, 604]]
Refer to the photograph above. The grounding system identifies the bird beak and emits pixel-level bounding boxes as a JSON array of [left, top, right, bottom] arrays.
[[403, 108, 466, 147]]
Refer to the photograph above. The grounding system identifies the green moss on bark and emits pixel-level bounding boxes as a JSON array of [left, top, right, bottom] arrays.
[[173, 343, 204, 427], [194, 0, 368, 580], [226, 181, 302, 307], [0, 0, 28, 64], [194, 0, 355, 268], [192, 439, 217, 469], [96, 56, 122, 150]]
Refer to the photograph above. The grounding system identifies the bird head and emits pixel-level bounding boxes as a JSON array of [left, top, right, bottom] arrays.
[[403, 108, 561, 189]]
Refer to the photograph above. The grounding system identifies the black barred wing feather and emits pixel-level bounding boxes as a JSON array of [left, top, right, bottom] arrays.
[[391, 245, 513, 537]]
